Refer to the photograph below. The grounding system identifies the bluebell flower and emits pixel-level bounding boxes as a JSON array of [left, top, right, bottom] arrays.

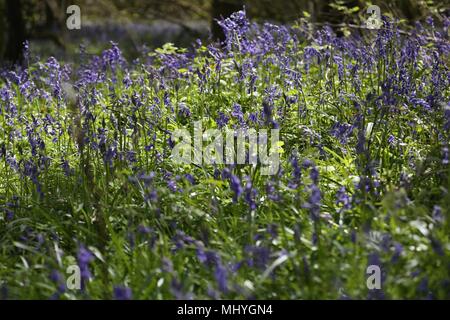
[[184, 173, 195, 185], [267, 224, 278, 239], [248, 112, 258, 123], [170, 278, 192, 300], [310, 166, 319, 185], [137, 225, 153, 235], [5, 209, 14, 221], [126, 151, 137, 163], [178, 103, 191, 118], [215, 263, 228, 293], [77, 245, 94, 281], [410, 97, 431, 111], [330, 122, 355, 144], [113, 286, 132, 300], [217, 9, 250, 52], [350, 230, 357, 243], [167, 179, 178, 192], [442, 147, 448, 165], [432, 205, 444, 224], [216, 112, 230, 128], [391, 242, 403, 264], [245, 246, 270, 269], [336, 186, 351, 211], [162, 257, 174, 273], [266, 182, 280, 201], [229, 174, 243, 202], [244, 177, 257, 210], [307, 184, 321, 221], [288, 155, 302, 189], [231, 104, 244, 124]]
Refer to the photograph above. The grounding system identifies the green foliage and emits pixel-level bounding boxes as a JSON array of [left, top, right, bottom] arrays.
[[0, 13, 449, 300]]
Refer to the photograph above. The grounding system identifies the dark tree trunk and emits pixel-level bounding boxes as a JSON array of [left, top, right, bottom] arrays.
[[5, 0, 26, 63], [211, 0, 244, 41]]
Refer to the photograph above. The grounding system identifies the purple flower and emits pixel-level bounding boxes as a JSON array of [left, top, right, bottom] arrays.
[[368, 252, 382, 269], [137, 225, 153, 235], [113, 286, 132, 300], [288, 155, 302, 189], [230, 174, 243, 202], [302, 159, 313, 169], [244, 177, 258, 210], [442, 147, 448, 165], [50, 270, 66, 294], [266, 181, 280, 201], [162, 257, 174, 273], [144, 190, 158, 203], [432, 205, 444, 224], [77, 245, 94, 281], [330, 122, 355, 144], [5, 209, 14, 220], [387, 135, 395, 145], [102, 41, 125, 69], [356, 127, 366, 154], [267, 224, 278, 239], [215, 263, 228, 293], [350, 230, 357, 243], [217, 9, 250, 52], [391, 242, 403, 263], [184, 173, 195, 185], [248, 112, 258, 123], [216, 112, 230, 128], [178, 103, 191, 118], [122, 72, 132, 88], [231, 104, 244, 124], [307, 184, 321, 221], [167, 137, 175, 149], [310, 166, 319, 184], [410, 98, 431, 111], [304, 46, 321, 72], [245, 245, 270, 269], [167, 179, 178, 192], [170, 278, 192, 300], [336, 186, 351, 211]]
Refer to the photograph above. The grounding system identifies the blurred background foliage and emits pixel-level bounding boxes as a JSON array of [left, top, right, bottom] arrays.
[[0, 0, 449, 63]]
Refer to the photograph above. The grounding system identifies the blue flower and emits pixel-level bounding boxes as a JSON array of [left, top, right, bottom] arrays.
[[216, 112, 229, 128], [230, 174, 243, 202], [245, 246, 270, 269], [442, 147, 448, 165], [184, 173, 195, 185], [178, 103, 191, 118], [215, 262, 228, 293], [266, 182, 280, 201], [288, 155, 302, 189], [231, 104, 244, 124], [77, 245, 94, 281], [432, 205, 444, 224], [391, 242, 403, 263], [244, 177, 258, 209], [336, 186, 351, 211], [310, 166, 319, 184], [113, 286, 132, 300]]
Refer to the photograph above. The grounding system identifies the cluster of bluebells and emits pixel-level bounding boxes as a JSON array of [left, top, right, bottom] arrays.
[[0, 10, 448, 299]]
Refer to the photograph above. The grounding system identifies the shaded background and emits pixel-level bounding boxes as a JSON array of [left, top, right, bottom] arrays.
[[0, 0, 449, 64]]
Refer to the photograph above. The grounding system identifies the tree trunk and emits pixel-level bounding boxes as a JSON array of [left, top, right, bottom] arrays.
[[4, 0, 26, 64]]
